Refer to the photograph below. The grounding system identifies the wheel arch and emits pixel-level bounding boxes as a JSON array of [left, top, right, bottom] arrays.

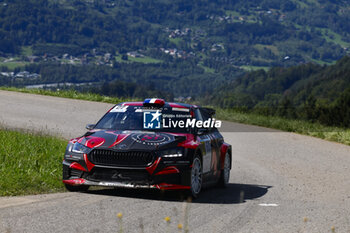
[[187, 146, 203, 163], [194, 147, 203, 162], [220, 143, 232, 170]]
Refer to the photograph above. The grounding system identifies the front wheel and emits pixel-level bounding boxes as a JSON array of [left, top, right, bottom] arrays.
[[189, 155, 203, 198], [64, 184, 90, 192]]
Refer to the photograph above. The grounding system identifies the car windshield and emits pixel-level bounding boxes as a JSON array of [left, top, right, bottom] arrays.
[[94, 105, 193, 133]]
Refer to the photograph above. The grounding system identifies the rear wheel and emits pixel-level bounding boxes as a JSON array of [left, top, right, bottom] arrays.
[[64, 184, 90, 192], [189, 155, 202, 198], [218, 153, 230, 187]]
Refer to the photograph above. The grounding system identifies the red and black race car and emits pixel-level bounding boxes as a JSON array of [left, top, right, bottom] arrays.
[[63, 98, 231, 197]]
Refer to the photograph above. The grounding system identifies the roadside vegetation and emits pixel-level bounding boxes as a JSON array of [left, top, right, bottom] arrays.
[[216, 109, 350, 146], [0, 87, 131, 104], [0, 128, 67, 196], [1, 87, 349, 146]]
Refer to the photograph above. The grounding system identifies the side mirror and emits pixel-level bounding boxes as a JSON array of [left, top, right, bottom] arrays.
[[86, 124, 95, 130]]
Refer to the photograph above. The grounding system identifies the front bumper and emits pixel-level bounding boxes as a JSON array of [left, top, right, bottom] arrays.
[[62, 156, 192, 190]]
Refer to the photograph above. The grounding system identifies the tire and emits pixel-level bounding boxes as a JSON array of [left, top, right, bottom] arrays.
[[218, 153, 230, 188], [189, 155, 203, 198], [64, 184, 90, 192]]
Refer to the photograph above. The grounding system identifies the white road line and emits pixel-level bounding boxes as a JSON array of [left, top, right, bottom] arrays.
[[258, 203, 279, 207]]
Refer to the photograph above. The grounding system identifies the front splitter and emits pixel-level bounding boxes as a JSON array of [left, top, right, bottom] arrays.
[[63, 178, 190, 190], [84, 179, 155, 189]]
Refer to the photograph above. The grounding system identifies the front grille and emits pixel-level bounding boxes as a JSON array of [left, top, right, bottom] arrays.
[[88, 168, 150, 182], [70, 169, 83, 178], [89, 149, 154, 167]]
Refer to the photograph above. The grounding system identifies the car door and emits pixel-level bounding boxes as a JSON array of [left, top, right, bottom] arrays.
[[199, 108, 222, 179], [195, 108, 221, 182]]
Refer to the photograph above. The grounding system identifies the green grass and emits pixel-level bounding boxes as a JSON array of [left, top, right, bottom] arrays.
[[127, 56, 162, 64], [318, 28, 350, 48], [21, 46, 33, 56], [224, 10, 259, 23], [168, 37, 182, 47], [254, 44, 280, 56], [294, 24, 350, 49], [198, 62, 215, 73], [225, 10, 241, 17], [0, 129, 67, 196], [0, 61, 28, 69], [292, 0, 319, 8], [310, 58, 336, 66], [240, 65, 270, 71], [292, 0, 309, 8], [216, 109, 350, 146], [0, 87, 133, 104], [115, 54, 162, 64]]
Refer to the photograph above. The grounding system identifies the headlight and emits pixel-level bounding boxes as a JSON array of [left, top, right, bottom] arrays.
[[71, 142, 91, 154], [64, 153, 84, 160], [160, 148, 184, 158]]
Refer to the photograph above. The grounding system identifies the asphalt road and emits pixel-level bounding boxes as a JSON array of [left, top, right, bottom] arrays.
[[0, 90, 350, 233]]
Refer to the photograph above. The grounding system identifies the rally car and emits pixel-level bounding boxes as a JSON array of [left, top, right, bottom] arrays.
[[62, 98, 231, 197]]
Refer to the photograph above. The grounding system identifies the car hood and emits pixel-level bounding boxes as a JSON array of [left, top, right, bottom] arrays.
[[77, 130, 188, 151]]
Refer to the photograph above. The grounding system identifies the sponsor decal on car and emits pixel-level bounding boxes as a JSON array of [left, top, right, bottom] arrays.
[[143, 110, 162, 129], [163, 117, 221, 128], [143, 110, 221, 129], [131, 133, 172, 145]]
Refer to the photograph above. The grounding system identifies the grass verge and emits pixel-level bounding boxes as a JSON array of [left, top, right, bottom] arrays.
[[0, 129, 67, 196], [0, 87, 132, 104], [216, 109, 350, 146]]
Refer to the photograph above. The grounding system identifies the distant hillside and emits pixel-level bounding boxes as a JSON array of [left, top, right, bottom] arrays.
[[210, 56, 350, 106], [208, 56, 350, 127], [1, 0, 350, 69]]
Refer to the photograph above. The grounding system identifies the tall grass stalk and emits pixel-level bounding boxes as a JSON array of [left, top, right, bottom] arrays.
[[117, 213, 123, 233], [182, 197, 192, 233]]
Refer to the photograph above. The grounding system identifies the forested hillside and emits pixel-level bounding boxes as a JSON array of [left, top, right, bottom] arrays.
[[208, 56, 350, 127], [1, 0, 350, 69], [0, 60, 242, 97]]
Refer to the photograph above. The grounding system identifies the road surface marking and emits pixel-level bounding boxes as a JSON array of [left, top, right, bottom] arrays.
[[258, 203, 279, 207]]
